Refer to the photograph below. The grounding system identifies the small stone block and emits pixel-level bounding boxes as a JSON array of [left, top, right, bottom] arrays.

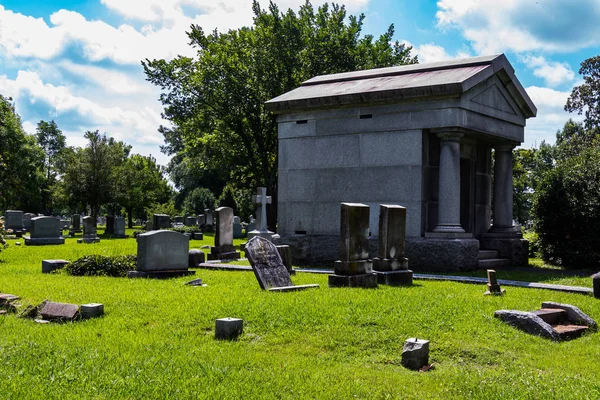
[[77, 239, 83, 244], [189, 249, 206, 268], [40, 302, 79, 321], [80, 303, 104, 319], [328, 273, 378, 288], [333, 260, 373, 275], [402, 338, 430, 370], [375, 270, 413, 286], [185, 278, 206, 286], [215, 317, 243, 340], [0, 294, 20, 304], [35, 319, 51, 324], [276, 245, 294, 275], [42, 260, 69, 274], [593, 273, 600, 299], [373, 257, 409, 272], [192, 232, 204, 240]]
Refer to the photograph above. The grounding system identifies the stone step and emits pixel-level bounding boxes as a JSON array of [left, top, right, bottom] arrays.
[[478, 258, 511, 269], [552, 324, 589, 340], [478, 250, 499, 260], [533, 308, 567, 325]]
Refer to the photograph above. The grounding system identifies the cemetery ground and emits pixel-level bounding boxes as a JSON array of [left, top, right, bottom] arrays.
[[0, 230, 599, 399]]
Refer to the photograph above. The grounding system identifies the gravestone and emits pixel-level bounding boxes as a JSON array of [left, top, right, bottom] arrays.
[[247, 187, 274, 240], [173, 215, 184, 225], [153, 214, 170, 230], [105, 215, 115, 234], [197, 214, 206, 227], [25, 216, 65, 245], [144, 220, 153, 231], [329, 203, 377, 288], [128, 230, 194, 278], [233, 216, 244, 238], [40, 302, 79, 321], [5, 210, 24, 235], [593, 273, 600, 299], [246, 215, 256, 233], [401, 338, 430, 370], [208, 207, 240, 260], [185, 216, 197, 227], [42, 260, 69, 273], [484, 269, 505, 295], [113, 217, 127, 238], [70, 214, 82, 234], [81, 216, 100, 243], [245, 236, 319, 292], [372, 205, 413, 286], [276, 245, 294, 275], [204, 209, 214, 232], [59, 219, 70, 230], [23, 212, 36, 231]]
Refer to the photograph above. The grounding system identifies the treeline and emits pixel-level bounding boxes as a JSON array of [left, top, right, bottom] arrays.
[[0, 94, 173, 227]]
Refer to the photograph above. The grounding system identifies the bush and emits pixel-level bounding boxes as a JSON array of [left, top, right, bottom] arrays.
[[169, 225, 200, 234], [533, 147, 600, 268], [0, 217, 7, 253], [64, 255, 136, 277]]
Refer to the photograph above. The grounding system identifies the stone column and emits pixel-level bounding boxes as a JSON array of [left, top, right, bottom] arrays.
[[433, 132, 465, 233], [490, 144, 515, 233]]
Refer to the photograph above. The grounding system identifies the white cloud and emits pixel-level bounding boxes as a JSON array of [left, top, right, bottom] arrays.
[[522, 86, 583, 148], [57, 61, 151, 95], [520, 55, 575, 87], [402, 40, 471, 64], [436, 0, 600, 54]]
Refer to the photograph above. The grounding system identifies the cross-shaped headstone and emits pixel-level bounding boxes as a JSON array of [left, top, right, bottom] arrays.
[[251, 187, 271, 234]]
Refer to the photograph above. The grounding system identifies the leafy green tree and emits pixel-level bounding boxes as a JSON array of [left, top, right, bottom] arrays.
[[143, 0, 417, 230], [565, 55, 600, 129], [35, 120, 66, 214], [0, 95, 45, 212], [116, 154, 173, 227], [183, 187, 216, 215]]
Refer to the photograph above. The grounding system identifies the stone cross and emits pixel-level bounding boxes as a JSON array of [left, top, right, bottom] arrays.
[[248, 187, 274, 239]]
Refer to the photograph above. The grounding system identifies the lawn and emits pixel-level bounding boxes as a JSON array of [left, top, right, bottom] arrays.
[[0, 230, 599, 399]]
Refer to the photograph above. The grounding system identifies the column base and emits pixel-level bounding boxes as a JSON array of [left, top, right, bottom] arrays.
[[373, 257, 408, 271], [333, 260, 373, 275], [328, 273, 378, 288], [433, 224, 465, 234], [488, 225, 519, 236]]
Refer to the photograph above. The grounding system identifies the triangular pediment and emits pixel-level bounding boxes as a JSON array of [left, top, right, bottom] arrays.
[[471, 83, 517, 115]]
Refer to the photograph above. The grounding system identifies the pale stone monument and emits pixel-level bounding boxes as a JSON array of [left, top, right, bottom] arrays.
[[247, 187, 274, 240], [4, 210, 24, 234], [208, 207, 240, 260], [329, 203, 377, 288], [233, 216, 243, 238], [81, 216, 100, 243], [267, 54, 536, 271], [373, 205, 413, 286], [128, 230, 194, 278], [25, 216, 65, 245], [113, 217, 127, 238]]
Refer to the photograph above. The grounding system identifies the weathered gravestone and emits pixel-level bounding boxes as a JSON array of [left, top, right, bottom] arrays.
[[245, 236, 319, 292], [113, 217, 127, 238], [247, 187, 274, 240], [70, 214, 82, 234], [329, 203, 378, 288], [373, 205, 413, 286], [208, 207, 240, 260], [197, 214, 206, 227], [105, 215, 115, 234], [40, 301, 79, 321], [233, 216, 244, 238], [59, 219, 70, 231], [144, 220, 153, 231], [128, 230, 194, 278], [23, 212, 36, 232], [81, 216, 100, 243], [25, 216, 65, 245], [5, 210, 24, 235], [152, 214, 170, 230], [173, 215, 184, 225], [185, 216, 197, 227], [203, 209, 214, 232]]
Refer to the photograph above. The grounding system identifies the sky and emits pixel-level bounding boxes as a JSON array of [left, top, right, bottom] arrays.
[[1, 0, 599, 167]]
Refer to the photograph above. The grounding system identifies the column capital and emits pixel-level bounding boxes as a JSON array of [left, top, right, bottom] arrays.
[[493, 143, 516, 152], [436, 132, 464, 142]]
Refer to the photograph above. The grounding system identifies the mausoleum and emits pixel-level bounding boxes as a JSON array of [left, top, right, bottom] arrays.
[[266, 54, 536, 271]]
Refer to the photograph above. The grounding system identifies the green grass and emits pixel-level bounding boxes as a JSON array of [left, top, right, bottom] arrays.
[[0, 231, 599, 399]]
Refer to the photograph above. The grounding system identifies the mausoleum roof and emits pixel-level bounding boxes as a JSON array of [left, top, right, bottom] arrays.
[[266, 54, 536, 118]]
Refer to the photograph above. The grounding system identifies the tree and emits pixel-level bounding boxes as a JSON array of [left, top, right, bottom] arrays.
[[565, 55, 600, 129], [183, 187, 216, 215], [115, 154, 173, 227], [143, 0, 417, 230], [0, 95, 45, 212], [35, 120, 66, 214]]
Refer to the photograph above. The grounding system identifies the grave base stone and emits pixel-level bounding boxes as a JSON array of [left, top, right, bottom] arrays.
[[215, 317, 243, 340], [401, 338, 430, 370], [128, 270, 195, 279], [40, 302, 79, 321], [192, 232, 204, 240], [207, 245, 240, 261], [189, 249, 206, 268], [276, 245, 294, 275], [42, 260, 69, 273], [328, 273, 378, 288], [25, 237, 65, 245], [80, 303, 104, 319], [374, 270, 413, 286]]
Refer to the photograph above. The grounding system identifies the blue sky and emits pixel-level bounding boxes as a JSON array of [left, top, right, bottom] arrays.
[[1, 0, 599, 166]]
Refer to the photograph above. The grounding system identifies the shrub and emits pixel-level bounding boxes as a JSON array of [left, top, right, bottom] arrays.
[[64, 254, 136, 277], [0, 217, 7, 253], [533, 147, 600, 268], [169, 225, 200, 234]]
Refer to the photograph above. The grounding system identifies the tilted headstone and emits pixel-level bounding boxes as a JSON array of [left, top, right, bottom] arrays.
[[373, 205, 412, 286], [247, 187, 274, 240], [81, 216, 100, 243], [329, 203, 377, 288], [208, 207, 240, 260], [233, 216, 243, 238], [128, 230, 194, 278], [23, 212, 36, 231], [114, 217, 127, 238], [105, 215, 115, 234], [152, 214, 170, 230], [70, 214, 82, 234], [25, 216, 65, 245], [185, 216, 197, 227], [4, 210, 24, 234], [245, 236, 319, 292]]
